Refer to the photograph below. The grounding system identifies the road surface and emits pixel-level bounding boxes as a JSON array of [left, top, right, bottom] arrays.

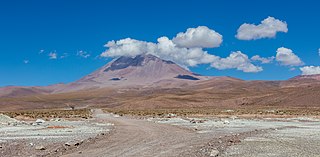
[[62, 109, 215, 157]]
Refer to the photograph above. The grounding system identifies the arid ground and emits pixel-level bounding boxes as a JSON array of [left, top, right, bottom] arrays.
[[0, 107, 319, 157]]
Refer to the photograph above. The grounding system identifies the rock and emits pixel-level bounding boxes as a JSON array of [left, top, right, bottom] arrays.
[[230, 116, 238, 120], [223, 120, 230, 124], [35, 119, 45, 125], [190, 119, 197, 123], [166, 113, 177, 118], [190, 119, 206, 124], [50, 118, 64, 122], [64, 142, 71, 147], [210, 149, 219, 157], [65, 140, 83, 147], [74, 141, 83, 146], [35, 145, 46, 150]]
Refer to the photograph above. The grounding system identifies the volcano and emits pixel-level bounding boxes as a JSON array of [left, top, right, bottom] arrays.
[[52, 54, 207, 93]]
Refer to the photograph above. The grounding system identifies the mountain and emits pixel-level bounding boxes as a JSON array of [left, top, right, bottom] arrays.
[[1, 54, 320, 111], [0, 54, 208, 96], [79, 54, 204, 84], [290, 74, 320, 81], [1, 54, 320, 101]]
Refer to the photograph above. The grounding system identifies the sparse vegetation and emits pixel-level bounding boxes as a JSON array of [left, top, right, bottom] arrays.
[[103, 107, 320, 117], [1, 108, 92, 120]]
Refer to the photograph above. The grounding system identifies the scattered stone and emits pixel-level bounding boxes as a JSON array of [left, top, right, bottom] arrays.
[[65, 140, 83, 147], [35, 145, 46, 150], [166, 113, 177, 118], [50, 118, 64, 122], [65, 142, 71, 147], [209, 149, 219, 157], [223, 120, 230, 124], [190, 119, 206, 124], [230, 116, 238, 120], [35, 119, 45, 125]]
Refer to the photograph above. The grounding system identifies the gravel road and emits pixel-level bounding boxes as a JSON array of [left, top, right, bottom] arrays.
[[62, 109, 224, 157], [61, 110, 320, 157]]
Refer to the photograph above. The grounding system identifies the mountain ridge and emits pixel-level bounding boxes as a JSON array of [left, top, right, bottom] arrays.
[[1, 54, 320, 98]]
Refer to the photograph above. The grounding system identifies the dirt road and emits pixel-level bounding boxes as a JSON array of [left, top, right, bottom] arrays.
[[61, 109, 320, 157], [62, 109, 217, 157]]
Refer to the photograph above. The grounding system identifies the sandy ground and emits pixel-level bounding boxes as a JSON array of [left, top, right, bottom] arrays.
[[1, 109, 320, 157]]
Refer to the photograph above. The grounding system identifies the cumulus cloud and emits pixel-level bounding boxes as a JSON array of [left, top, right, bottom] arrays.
[[102, 38, 156, 58], [101, 26, 262, 73], [276, 47, 303, 66], [23, 60, 29, 64], [101, 37, 218, 68], [236, 16, 288, 40], [300, 66, 320, 75], [211, 51, 263, 73], [172, 26, 223, 48], [77, 50, 91, 58], [48, 52, 57, 59], [251, 55, 275, 64]]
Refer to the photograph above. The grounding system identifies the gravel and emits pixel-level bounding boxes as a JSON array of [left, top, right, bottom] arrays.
[[0, 117, 113, 157]]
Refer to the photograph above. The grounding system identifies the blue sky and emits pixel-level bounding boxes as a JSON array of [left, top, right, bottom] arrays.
[[1, 0, 320, 86]]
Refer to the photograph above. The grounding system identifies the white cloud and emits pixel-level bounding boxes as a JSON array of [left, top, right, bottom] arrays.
[[236, 16, 288, 40], [101, 37, 217, 68], [172, 26, 223, 48], [23, 60, 29, 64], [211, 51, 263, 73], [318, 48, 320, 56], [276, 47, 303, 66], [39, 49, 45, 54], [300, 66, 320, 75], [101, 26, 262, 73], [77, 50, 90, 58], [48, 52, 57, 59], [251, 55, 275, 64], [156, 37, 219, 67], [102, 38, 156, 57]]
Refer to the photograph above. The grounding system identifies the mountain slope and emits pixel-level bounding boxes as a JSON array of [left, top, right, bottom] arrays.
[[290, 74, 320, 81], [54, 54, 206, 93]]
